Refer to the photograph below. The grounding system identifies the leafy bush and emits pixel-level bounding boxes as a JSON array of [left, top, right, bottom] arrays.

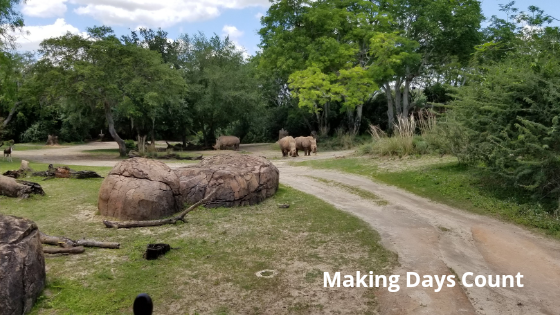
[[451, 30, 560, 201], [20, 122, 50, 143], [124, 140, 136, 152]]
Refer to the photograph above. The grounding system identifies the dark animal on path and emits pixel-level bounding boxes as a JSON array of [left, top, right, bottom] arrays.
[[3, 145, 13, 162]]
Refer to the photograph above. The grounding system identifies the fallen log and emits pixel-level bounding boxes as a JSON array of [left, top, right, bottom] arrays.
[[0, 175, 45, 198], [103, 190, 216, 229], [40, 232, 120, 249], [31, 164, 103, 179], [43, 246, 85, 255]]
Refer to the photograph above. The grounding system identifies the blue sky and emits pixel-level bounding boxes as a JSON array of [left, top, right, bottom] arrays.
[[15, 0, 560, 55]]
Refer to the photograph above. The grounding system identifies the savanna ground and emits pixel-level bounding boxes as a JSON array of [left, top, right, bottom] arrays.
[[0, 156, 393, 315], [3, 142, 560, 314]]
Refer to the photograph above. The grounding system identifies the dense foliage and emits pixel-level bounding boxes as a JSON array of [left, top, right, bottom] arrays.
[[0, 0, 558, 205], [451, 8, 560, 201]]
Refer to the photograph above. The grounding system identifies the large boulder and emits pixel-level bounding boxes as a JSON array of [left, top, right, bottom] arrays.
[[98, 158, 181, 220], [0, 214, 46, 315], [175, 154, 279, 207]]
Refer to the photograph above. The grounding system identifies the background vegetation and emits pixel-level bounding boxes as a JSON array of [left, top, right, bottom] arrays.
[[0, 0, 559, 204]]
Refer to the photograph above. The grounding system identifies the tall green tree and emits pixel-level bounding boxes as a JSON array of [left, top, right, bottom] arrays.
[[178, 33, 261, 146], [37, 26, 185, 156], [0, 0, 25, 51], [260, 0, 384, 134], [377, 0, 483, 126], [452, 7, 560, 206]]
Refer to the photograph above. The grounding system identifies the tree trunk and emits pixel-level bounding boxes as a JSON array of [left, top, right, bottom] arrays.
[[383, 84, 395, 129], [353, 104, 363, 135], [150, 119, 156, 151], [346, 107, 354, 132], [403, 77, 412, 118], [137, 134, 147, 154], [2, 101, 20, 127], [104, 102, 127, 157], [103, 190, 216, 229], [0, 176, 44, 198], [181, 134, 187, 149], [394, 77, 402, 118]]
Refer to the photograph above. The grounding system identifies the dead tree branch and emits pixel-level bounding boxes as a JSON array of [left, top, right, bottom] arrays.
[[103, 190, 216, 229], [42, 246, 85, 254]]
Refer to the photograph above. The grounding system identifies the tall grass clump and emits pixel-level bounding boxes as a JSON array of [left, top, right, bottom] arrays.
[[364, 115, 417, 156]]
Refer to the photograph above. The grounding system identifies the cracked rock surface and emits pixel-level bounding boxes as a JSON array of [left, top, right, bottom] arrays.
[[98, 158, 181, 220], [0, 214, 46, 315], [98, 156, 279, 220], [175, 154, 279, 208]]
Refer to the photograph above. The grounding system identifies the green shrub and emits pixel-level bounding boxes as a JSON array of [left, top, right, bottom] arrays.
[[124, 140, 136, 152], [451, 34, 560, 201], [20, 122, 49, 143]]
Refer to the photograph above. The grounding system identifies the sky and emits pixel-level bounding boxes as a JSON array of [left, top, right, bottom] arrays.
[[13, 0, 560, 56]]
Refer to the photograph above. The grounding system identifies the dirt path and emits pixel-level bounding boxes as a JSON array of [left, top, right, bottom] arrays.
[[9, 142, 560, 314], [276, 164, 560, 315]]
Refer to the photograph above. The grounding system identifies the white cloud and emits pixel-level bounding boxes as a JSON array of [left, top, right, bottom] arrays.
[[221, 25, 249, 59], [22, 0, 68, 18], [69, 0, 270, 28], [255, 12, 264, 20], [222, 25, 243, 40], [15, 19, 86, 52]]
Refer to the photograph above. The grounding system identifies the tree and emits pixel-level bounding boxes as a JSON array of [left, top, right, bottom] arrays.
[[260, 0, 383, 134], [37, 26, 186, 156], [376, 0, 483, 127], [452, 8, 560, 206], [0, 0, 25, 51], [0, 52, 34, 129], [178, 33, 262, 146]]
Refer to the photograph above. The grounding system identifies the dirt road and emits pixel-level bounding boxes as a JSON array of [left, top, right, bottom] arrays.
[[277, 164, 560, 315], [8, 142, 560, 314]]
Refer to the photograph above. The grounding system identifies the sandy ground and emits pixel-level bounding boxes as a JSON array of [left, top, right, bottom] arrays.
[[8, 142, 560, 315]]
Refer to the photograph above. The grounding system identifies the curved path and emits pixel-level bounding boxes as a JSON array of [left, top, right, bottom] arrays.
[[7, 142, 560, 315], [276, 164, 560, 315]]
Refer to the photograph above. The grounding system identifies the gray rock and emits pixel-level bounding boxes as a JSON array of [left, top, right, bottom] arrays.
[[0, 214, 46, 315]]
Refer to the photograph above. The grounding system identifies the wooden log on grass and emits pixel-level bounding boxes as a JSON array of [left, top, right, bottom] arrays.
[[0, 175, 44, 198], [42, 246, 85, 254], [103, 190, 216, 229], [40, 232, 120, 249]]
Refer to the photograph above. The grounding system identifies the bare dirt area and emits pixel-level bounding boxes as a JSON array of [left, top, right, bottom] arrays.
[[9, 141, 560, 314], [11, 141, 352, 168]]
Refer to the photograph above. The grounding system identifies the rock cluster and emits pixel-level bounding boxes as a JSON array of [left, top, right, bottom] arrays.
[[98, 155, 279, 220]]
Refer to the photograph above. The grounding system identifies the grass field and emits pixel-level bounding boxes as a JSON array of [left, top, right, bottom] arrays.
[[293, 157, 560, 238], [1, 161, 396, 314]]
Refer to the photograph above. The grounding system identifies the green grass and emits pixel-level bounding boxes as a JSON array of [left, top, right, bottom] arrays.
[[1, 161, 396, 314], [294, 157, 560, 238]]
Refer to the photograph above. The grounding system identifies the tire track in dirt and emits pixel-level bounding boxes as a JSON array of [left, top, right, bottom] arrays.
[[277, 164, 560, 315]]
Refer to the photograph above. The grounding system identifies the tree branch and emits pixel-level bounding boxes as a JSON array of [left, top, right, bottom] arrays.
[[103, 190, 217, 229]]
